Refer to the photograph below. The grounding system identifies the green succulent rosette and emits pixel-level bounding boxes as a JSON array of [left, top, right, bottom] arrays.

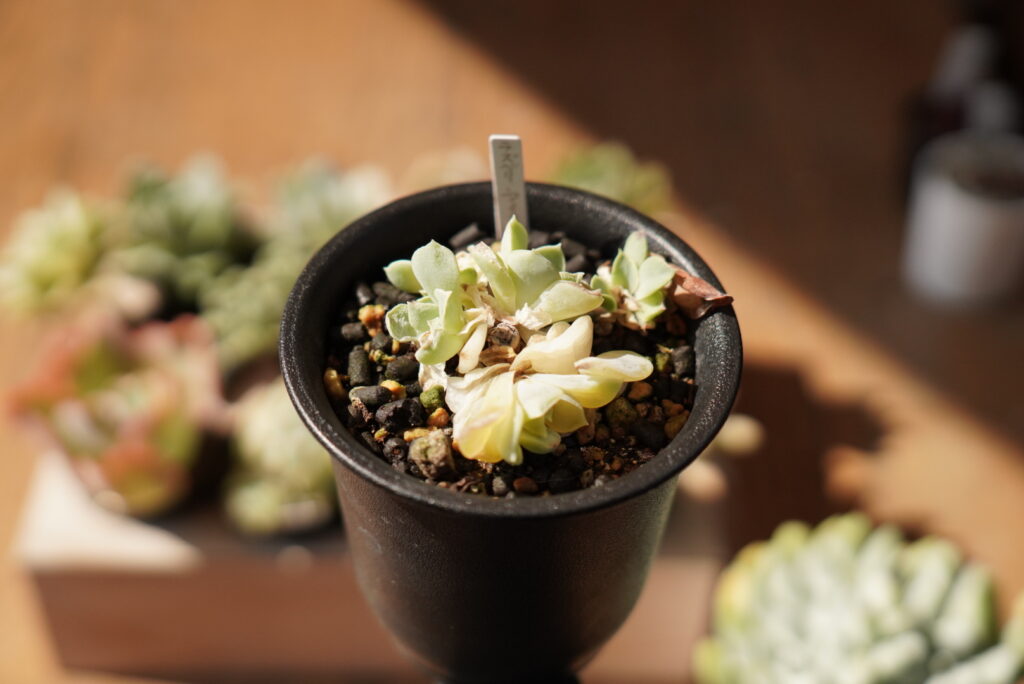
[[199, 162, 391, 371], [695, 514, 1024, 684]]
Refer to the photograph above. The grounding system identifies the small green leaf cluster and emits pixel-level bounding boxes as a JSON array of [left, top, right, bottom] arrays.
[[695, 513, 1024, 684], [0, 190, 108, 313], [383, 236, 481, 366], [591, 232, 675, 328], [550, 142, 672, 215], [199, 162, 389, 371], [110, 156, 258, 308], [384, 217, 604, 367]]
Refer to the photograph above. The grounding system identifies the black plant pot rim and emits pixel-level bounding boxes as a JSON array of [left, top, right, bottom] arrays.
[[280, 182, 742, 520]]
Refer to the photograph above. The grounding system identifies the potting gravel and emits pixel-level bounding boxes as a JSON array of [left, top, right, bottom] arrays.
[[323, 230, 699, 497]]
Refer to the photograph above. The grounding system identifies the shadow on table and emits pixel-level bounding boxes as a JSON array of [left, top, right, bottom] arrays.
[[661, 361, 887, 558], [416, 0, 1024, 452]]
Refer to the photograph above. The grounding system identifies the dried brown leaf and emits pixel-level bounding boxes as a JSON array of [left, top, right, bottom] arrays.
[[669, 268, 733, 318]]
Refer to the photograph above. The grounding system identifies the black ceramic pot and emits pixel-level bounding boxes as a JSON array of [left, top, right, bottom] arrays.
[[280, 182, 742, 683]]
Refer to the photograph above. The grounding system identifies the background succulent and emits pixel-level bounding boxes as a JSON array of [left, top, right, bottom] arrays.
[[199, 162, 390, 371], [10, 316, 228, 516], [695, 513, 1024, 684], [592, 232, 676, 329], [109, 156, 258, 310], [1, 143, 681, 521], [224, 379, 335, 536], [0, 190, 109, 313], [550, 142, 672, 215]]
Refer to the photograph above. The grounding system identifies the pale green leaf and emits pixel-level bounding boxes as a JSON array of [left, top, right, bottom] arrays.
[[458, 267, 479, 285], [519, 417, 561, 454], [547, 396, 588, 433], [415, 328, 468, 365], [932, 564, 995, 657], [623, 232, 649, 264], [518, 280, 602, 328], [1004, 595, 1024, 655], [533, 243, 566, 272], [468, 243, 517, 313], [636, 290, 666, 326], [433, 288, 464, 333], [383, 259, 422, 293], [411, 240, 459, 293], [635, 254, 675, 299], [385, 303, 417, 341], [611, 250, 639, 292], [590, 275, 613, 294], [500, 215, 529, 253], [407, 300, 438, 330], [504, 249, 559, 307], [589, 275, 618, 311]]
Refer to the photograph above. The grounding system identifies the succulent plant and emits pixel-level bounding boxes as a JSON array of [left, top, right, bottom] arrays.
[[0, 190, 109, 313], [270, 160, 392, 253], [384, 217, 603, 367], [199, 162, 391, 371], [695, 513, 1024, 684], [591, 232, 676, 329], [550, 142, 672, 215], [10, 315, 228, 516], [110, 156, 258, 309], [225, 379, 336, 536], [381, 222, 658, 465]]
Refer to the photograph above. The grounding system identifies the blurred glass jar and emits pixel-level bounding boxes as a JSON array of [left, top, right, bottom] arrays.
[[11, 315, 229, 517], [903, 131, 1024, 305]]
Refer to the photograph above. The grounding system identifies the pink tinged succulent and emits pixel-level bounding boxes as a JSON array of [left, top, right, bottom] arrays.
[[10, 315, 228, 516]]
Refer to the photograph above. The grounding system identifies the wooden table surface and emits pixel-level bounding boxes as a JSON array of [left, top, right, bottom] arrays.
[[2, 1, 1023, 682]]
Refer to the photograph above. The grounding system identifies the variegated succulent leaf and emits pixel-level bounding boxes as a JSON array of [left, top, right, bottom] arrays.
[[449, 316, 653, 464], [380, 225, 668, 463], [386, 219, 605, 364], [596, 232, 675, 328]]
